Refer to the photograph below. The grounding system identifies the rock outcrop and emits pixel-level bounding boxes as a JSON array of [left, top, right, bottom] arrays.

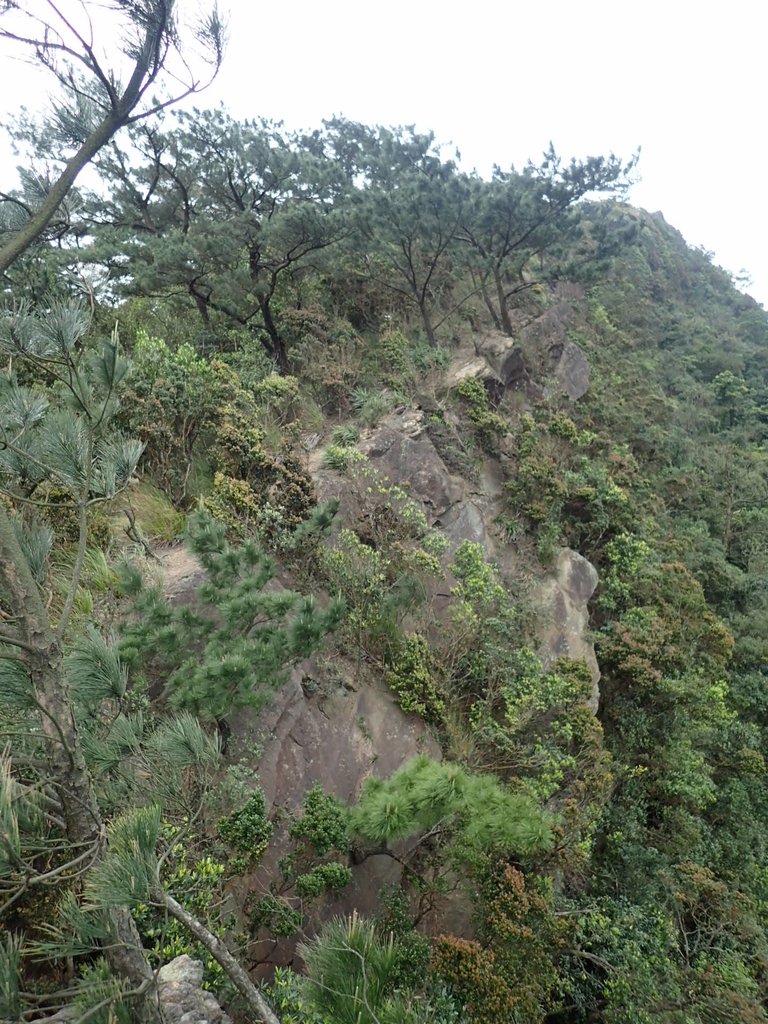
[[475, 331, 543, 398], [40, 957, 233, 1023], [537, 548, 601, 711], [238, 661, 438, 811], [158, 956, 233, 1024], [358, 424, 463, 518], [157, 301, 605, 965], [549, 338, 591, 401], [465, 294, 591, 404]]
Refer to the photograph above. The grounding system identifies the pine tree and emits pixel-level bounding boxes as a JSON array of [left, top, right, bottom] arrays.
[[120, 509, 344, 720], [0, 304, 280, 1022], [0, 0, 224, 279], [348, 755, 553, 857]]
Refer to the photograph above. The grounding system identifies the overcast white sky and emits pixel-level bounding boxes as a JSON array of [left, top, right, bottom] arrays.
[[1, 0, 766, 306]]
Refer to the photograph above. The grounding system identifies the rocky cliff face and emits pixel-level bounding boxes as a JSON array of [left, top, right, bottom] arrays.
[[537, 548, 600, 711], [160, 289, 602, 966]]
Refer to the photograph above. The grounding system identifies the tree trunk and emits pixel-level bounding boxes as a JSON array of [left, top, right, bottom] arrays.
[[475, 269, 501, 332], [258, 296, 289, 374], [0, 505, 164, 1022], [493, 266, 514, 336], [419, 301, 438, 347], [0, 12, 161, 278]]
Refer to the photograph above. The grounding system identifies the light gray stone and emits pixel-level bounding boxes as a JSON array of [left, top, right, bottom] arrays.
[[439, 499, 489, 554], [158, 955, 232, 1024], [553, 339, 591, 401], [537, 548, 601, 712]]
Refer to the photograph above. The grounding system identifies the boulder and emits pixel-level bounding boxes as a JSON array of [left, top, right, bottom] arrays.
[[445, 355, 502, 390], [439, 498, 490, 554], [551, 339, 591, 401], [537, 548, 601, 712], [359, 426, 463, 519], [475, 332, 543, 397], [518, 300, 571, 351], [158, 955, 233, 1024], [512, 298, 591, 402]]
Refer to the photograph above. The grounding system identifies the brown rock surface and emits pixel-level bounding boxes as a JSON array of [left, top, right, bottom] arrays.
[[240, 660, 438, 810]]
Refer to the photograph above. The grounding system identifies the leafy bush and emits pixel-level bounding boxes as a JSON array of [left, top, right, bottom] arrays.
[[351, 386, 394, 427], [452, 376, 509, 452], [217, 788, 273, 873], [244, 786, 351, 941], [289, 784, 349, 856], [295, 862, 352, 898], [386, 632, 444, 723], [505, 409, 637, 559], [120, 331, 215, 502], [195, 359, 317, 540], [322, 443, 365, 471]]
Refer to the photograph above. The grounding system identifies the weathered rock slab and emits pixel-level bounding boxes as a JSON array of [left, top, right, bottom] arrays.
[[359, 426, 463, 518], [537, 548, 601, 711], [158, 955, 233, 1024], [439, 498, 491, 554], [237, 661, 438, 810], [551, 339, 591, 401]]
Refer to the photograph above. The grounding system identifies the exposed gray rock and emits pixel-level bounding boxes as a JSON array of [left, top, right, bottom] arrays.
[[38, 937, 234, 1022], [537, 548, 601, 712], [439, 498, 490, 554], [475, 332, 543, 397], [551, 339, 591, 401], [359, 426, 463, 519], [517, 300, 592, 401], [158, 955, 233, 1024], [519, 300, 571, 352]]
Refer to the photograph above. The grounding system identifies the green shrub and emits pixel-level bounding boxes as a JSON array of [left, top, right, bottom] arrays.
[[330, 424, 361, 446], [386, 633, 444, 723], [289, 785, 349, 856], [246, 893, 302, 938], [295, 862, 352, 898], [452, 377, 508, 452], [120, 331, 215, 502], [132, 822, 227, 992], [351, 386, 394, 428], [322, 444, 366, 471], [217, 788, 273, 873]]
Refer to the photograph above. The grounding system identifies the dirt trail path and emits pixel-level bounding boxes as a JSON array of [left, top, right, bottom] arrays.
[[156, 543, 205, 601]]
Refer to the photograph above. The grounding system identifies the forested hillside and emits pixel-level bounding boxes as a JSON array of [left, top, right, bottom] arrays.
[[2, 5, 768, 1023]]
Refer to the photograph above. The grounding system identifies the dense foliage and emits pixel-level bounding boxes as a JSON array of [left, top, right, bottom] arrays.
[[1, 7, 768, 1022]]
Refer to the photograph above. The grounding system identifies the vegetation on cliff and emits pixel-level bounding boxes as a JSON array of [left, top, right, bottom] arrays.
[[1, 4, 768, 1022]]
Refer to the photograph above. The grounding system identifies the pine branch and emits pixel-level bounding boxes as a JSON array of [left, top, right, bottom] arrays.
[[0, 629, 34, 653], [55, 492, 88, 643], [161, 892, 281, 1024]]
